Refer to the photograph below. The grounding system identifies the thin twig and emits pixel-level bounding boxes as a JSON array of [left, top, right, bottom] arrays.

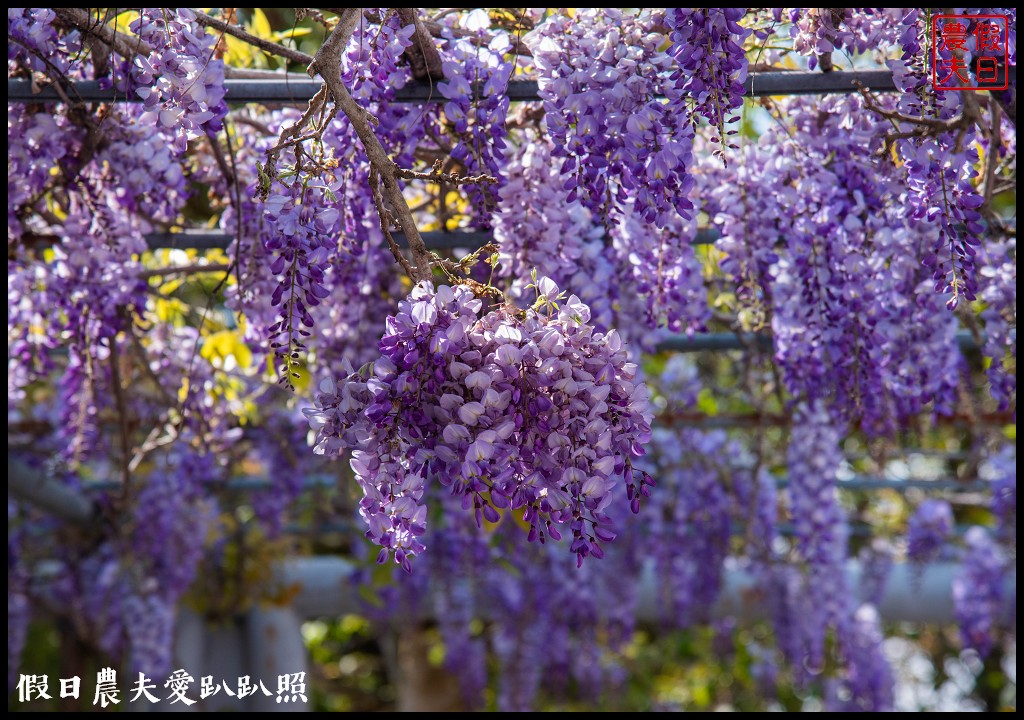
[[395, 158, 498, 186], [206, 134, 237, 191], [221, 120, 247, 298], [857, 81, 978, 131], [193, 11, 313, 65], [53, 8, 154, 58], [128, 326, 178, 409], [370, 165, 416, 277], [259, 84, 330, 195], [308, 8, 435, 280]]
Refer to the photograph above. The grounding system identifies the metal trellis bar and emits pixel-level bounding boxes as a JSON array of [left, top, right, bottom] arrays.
[[73, 473, 987, 494], [655, 330, 988, 353], [6, 70, 904, 104], [144, 228, 722, 251]]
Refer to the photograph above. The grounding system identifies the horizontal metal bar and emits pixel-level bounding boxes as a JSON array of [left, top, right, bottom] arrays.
[[656, 330, 986, 353], [790, 477, 986, 492], [146, 231, 238, 251], [397, 78, 541, 102], [144, 229, 498, 250], [657, 332, 773, 352], [666, 413, 1012, 430], [77, 473, 990, 494], [281, 556, 1016, 624], [7, 70, 901, 105], [144, 228, 721, 251], [745, 69, 894, 96], [9, 457, 96, 524]]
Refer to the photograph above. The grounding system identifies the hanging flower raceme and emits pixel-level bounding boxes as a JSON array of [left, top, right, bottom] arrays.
[[306, 279, 653, 570], [127, 8, 228, 149], [665, 8, 749, 156], [437, 8, 514, 219], [529, 9, 695, 228], [906, 499, 954, 564], [262, 181, 341, 388], [953, 527, 1009, 658]]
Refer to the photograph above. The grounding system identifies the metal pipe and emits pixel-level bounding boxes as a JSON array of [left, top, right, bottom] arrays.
[[280, 556, 1013, 624], [143, 228, 720, 251], [655, 330, 987, 353], [7, 71, 904, 105], [8, 457, 95, 525], [74, 473, 986, 494]]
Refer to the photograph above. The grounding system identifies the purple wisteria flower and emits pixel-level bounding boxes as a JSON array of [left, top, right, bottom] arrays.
[[306, 279, 653, 570], [665, 8, 749, 157], [128, 9, 228, 148], [906, 499, 954, 564], [953, 527, 1009, 658]]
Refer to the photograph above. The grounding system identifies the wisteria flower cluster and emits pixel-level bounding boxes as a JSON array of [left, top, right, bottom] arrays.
[[705, 94, 963, 433], [784, 402, 851, 678], [906, 499, 954, 564], [128, 8, 228, 149], [494, 133, 708, 345], [306, 279, 653, 569], [438, 9, 514, 217], [665, 8, 749, 157], [262, 182, 341, 387], [953, 527, 1009, 658], [979, 238, 1017, 409], [530, 8, 695, 227], [902, 139, 986, 309]]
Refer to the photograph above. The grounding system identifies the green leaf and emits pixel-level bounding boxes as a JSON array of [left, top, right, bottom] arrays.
[[696, 388, 719, 416]]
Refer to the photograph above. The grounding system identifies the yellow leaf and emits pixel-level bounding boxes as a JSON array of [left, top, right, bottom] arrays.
[[200, 329, 252, 370], [251, 8, 272, 40], [275, 27, 313, 40], [233, 340, 253, 370], [291, 361, 311, 393], [109, 10, 140, 33], [154, 297, 188, 324], [177, 376, 191, 404], [224, 34, 255, 67]]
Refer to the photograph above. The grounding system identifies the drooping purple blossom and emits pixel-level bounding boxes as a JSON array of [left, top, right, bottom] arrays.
[[705, 94, 963, 434], [7, 501, 29, 691], [438, 9, 513, 220], [825, 604, 895, 712], [979, 238, 1017, 410], [306, 279, 653, 569], [857, 539, 895, 608], [953, 527, 1008, 657], [529, 9, 696, 228], [984, 446, 1016, 544], [127, 9, 228, 148], [906, 499, 954, 564], [784, 403, 851, 681], [665, 8, 749, 158]]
